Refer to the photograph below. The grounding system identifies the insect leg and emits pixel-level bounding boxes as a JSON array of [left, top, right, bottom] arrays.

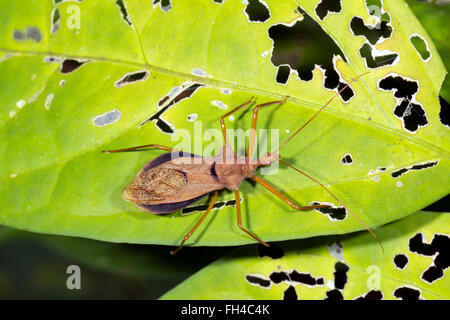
[[170, 191, 219, 255], [102, 144, 175, 153], [248, 97, 288, 159], [278, 159, 384, 252], [235, 189, 269, 247], [220, 98, 255, 144], [251, 176, 329, 211]]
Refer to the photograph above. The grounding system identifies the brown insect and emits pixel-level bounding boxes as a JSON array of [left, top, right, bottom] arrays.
[[103, 72, 382, 255]]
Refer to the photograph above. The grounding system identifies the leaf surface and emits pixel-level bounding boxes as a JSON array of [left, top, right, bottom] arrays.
[[405, 0, 450, 100], [0, 0, 448, 246], [161, 211, 450, 300]]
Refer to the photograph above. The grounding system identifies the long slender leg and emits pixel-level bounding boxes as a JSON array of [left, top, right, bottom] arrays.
[[235, 189, 269, 247], [220, 98, 254, 144], [278, 159, 383, 252], [248, 97, 288, 159], [170, 191, 219, 255], [102, 144, 175, 154], [252, 176, 329, 211]]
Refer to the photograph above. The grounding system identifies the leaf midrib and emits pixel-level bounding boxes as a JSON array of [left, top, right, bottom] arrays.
[[0, 47, 448, 183]]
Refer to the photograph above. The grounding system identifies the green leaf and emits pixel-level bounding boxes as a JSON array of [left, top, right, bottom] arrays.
[[0, 1, 448, 247], [161, 211, 450, 300], [405, 0, 450, 101]]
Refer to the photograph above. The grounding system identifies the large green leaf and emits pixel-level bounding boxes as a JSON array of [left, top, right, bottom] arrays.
[[0, 1, 448, 247], [161, 211, 450, 299]]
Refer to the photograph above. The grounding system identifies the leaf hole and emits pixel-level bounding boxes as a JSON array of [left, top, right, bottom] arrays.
[[365, 0, 391, 24], [333, 261, 349, 290], [51, 7, 61, 34], [393, 286, 421, 300], [349, 16, 392, 45], [181, 198, 238, 215], [275, 65, 290, 84], [390, 160, 438, 178], [340, 153, 353, 166], [268, 9, 354, 101], [142, 82, 204, 133], [269, 271, 289, 284], [114, 70, 150, 88], [355, 290, 383, 300], [191, 68, 207, 77], [378, 74, 428, 133], [13, 30, 25, 40], [244, 0, 270, 23], [283, 285, 298, 300], [187, 113, 198, 122], [439, 96, 450, 128], [328, 241, 344, 260], [315, 0, 342, 20], [410, 34, 431, 61], [13, 27, 42, 42], [409, 233, 449, 284], [393, 254, 408, 270], [289, 270, 325, 287], [310, 201, 347, 221], [245, 274, 271, 288], [92, 109, 122, 127], [44, 56, 61, 63], [422, 266, 443, 284], [115, 0, 133, 25], [324, 288, 343, 300], [153, 0, 172, 13], [359, 43, 398, 68], [61, 59, 87, 74]]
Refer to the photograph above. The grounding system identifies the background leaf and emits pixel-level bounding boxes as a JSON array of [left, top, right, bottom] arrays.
[[161, 211, 450, 300], [0, 227, 208, 280], [0, 225, 230, 298], [0, 0, 448, 248]]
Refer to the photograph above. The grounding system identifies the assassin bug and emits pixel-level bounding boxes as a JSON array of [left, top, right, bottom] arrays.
[[103, 72, 382, 255]]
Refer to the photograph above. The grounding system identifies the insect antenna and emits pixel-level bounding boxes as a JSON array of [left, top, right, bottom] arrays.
[[274, 71, 370, 153], [270, 71, 383, 252], [279, 160, 384, 253]]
